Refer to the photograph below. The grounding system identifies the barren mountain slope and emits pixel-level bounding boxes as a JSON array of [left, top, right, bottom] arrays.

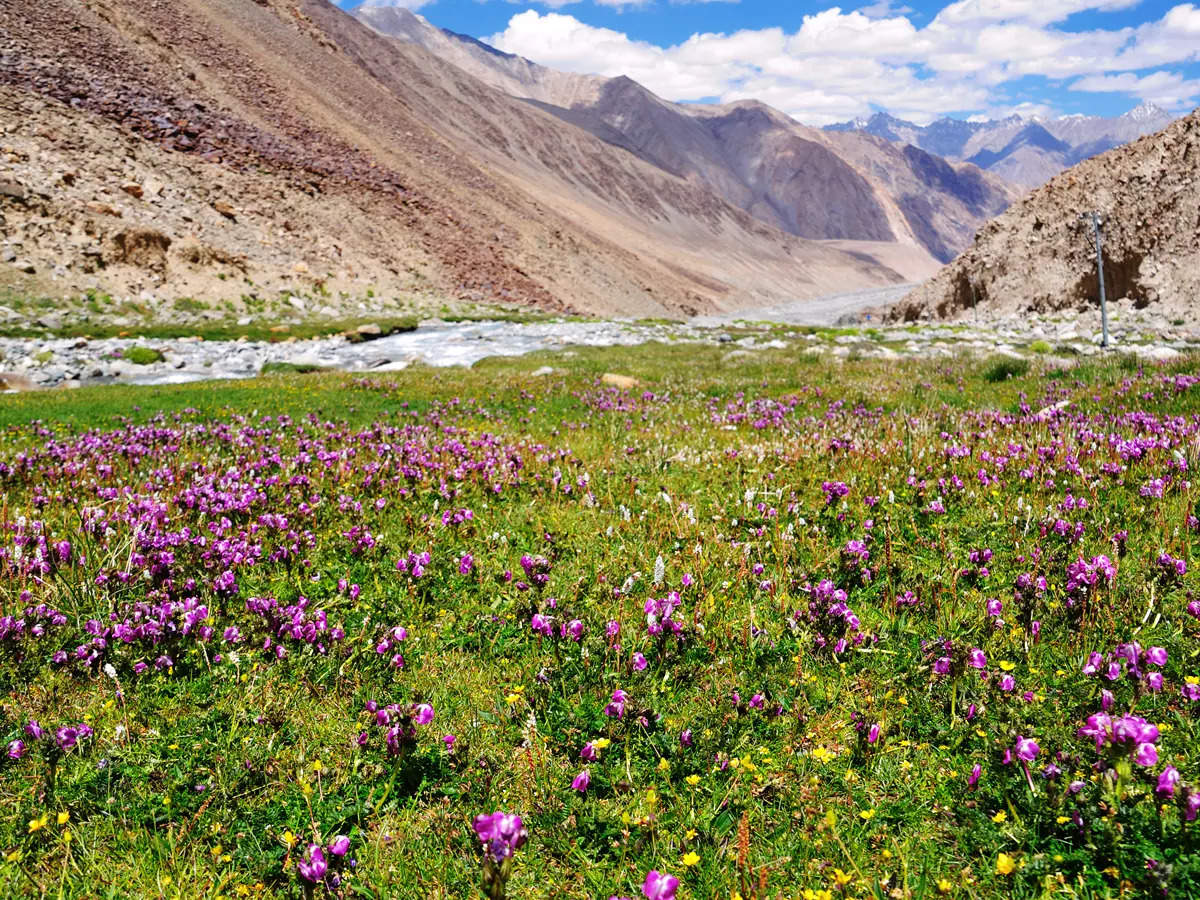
[[889, 109, 1200, 321], [352, 5, 1014, 271], [0, 0, 909, 319]]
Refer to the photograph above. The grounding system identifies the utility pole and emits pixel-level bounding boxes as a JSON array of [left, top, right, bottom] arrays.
[[1080, 212, 1109, 348]]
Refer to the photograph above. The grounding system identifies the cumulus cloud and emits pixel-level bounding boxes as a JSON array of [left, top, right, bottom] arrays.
[[486, 2, 1200, 125], [356, 0, 432, 9], [1072, 69, 1200, 106]]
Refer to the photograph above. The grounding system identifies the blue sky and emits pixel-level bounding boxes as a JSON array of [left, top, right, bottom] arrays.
[[344, 1, 1200, 124]]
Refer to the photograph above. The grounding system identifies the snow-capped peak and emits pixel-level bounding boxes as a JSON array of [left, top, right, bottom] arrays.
[[1124, 101, 1167, 121]]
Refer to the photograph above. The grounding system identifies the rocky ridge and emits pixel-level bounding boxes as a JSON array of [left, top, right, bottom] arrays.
[[888, 109, 1200, 321]]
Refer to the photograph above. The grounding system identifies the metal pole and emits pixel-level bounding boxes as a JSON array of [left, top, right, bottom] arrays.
[[1088, 212, 1109, 348]]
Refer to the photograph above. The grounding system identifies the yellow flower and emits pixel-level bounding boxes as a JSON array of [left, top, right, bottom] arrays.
[[859, 808, 876, 820], [1056, 815, 1071, 825], [998, 661, 1016, 672], [937, 878, 953, 893], [645, 789, 658, 806], [996, 853, 1016, 875], [283, 830, 298, 848], [56, 811, 70, 825], [505, 693, 521, 705], [824, 809, 837, 828], [685, 774, 701, 786], [594, 738, 611, 750], [5, 849, 21, 863], [682, 851, 700, 867], [684, 828, 697, 840], [832, 868, 853, 886], [992, 811, 1007, 824], [658, 758, 670, 772], [62, 829, 72, 843], [28, 814, 48, 833], [311, 760, 323, 773]]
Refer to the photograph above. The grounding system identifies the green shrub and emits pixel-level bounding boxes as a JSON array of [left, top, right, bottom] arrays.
[[124, 346, 165, 365], [982, 357, 1029, 382], [1029, 340, 1052, 354], [260, 361, 325, 375]]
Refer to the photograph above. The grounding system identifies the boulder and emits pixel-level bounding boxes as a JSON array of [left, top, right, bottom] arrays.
[[601, 373, 638, 389]]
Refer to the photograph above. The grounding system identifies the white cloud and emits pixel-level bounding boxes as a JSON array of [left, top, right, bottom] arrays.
[[1072, 69, 1200, 106], [858, 1, 914, 18], [486, 3, 1200, 125], [358, 0, 431, 9]]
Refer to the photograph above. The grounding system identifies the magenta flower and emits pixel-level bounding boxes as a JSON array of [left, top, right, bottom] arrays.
[[632, 652, 648, 671], [562, 619, 584, 642], [297, 844, 328, 882], [572, 769, 591, 793], [1157, 766, 1181, 797], [414, 704, 434, 726], [867, 724, 880, 744], [7, 739, 25, 759], [968, 763, 981, 789], [328, 835, 351, 857], [581, 741, 600, 762], [605, 689, 628, 718], [643, 870, 680, 900], [1014, 737, 1040, 763], [968, 648, 987, 669], [473, 811, 528, 862], [1135, 742, 1159, 767]]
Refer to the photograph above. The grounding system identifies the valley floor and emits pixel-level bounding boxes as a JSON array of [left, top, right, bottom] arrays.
[[2, 343, 1200, 897]]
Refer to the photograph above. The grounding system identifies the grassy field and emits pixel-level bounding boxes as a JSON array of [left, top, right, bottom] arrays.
[[2, 343, 1200, 898]]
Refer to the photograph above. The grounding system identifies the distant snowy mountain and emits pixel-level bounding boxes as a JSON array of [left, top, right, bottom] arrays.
[[824, 104, 1177, 187]]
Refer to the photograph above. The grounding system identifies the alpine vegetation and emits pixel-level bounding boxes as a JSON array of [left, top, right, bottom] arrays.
[[2, 346, 1200, 897]]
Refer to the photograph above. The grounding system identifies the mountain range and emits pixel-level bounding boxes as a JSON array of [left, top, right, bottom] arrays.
[[826, 105, 1177, 188], [353, 4, 1016, 267]]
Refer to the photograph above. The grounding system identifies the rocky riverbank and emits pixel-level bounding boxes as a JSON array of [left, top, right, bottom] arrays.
[[1, 301, 1196, 390]]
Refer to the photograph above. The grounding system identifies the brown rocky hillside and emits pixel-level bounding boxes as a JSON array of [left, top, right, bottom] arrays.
[[889, 109, 1200, 321], [0, 0, 923, 321]]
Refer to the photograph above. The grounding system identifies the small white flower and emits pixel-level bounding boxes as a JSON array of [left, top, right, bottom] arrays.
[[103, 663, 118, 680]]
